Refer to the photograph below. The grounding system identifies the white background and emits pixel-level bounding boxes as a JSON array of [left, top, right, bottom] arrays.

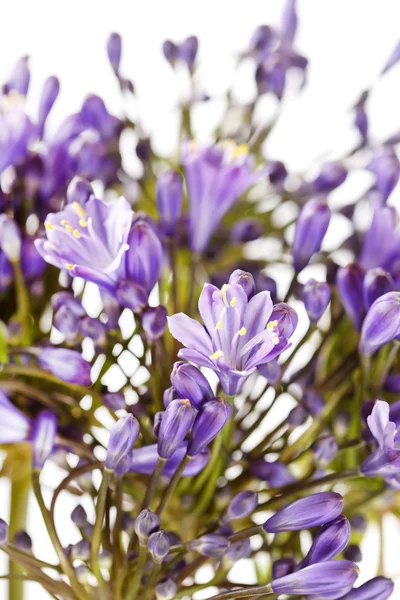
[[1, 0, 400, 598]]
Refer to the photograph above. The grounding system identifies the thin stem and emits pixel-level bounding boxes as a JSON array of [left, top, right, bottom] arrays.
[[141, 457, 166, 510], [9, 473, 30, 600], [208, 585, 273, 599], [12, 260, 31, 345], [142, 562, 161, 600], [157, 455, 191, 515], [125, 543, 147, 599], [112, 480, 124, 600], [91, 468, 112, 592], [168, 239, 179, 315], [229, 525, 264, 544]]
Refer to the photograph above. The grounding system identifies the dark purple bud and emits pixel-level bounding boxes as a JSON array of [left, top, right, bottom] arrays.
[[368, 147, 400, 201], [38, 348, 92, 385], [385, 373, 400, 393], [156, 170, 183, 236], [136, 137, 152, 162], [223, 491, 258, 522], [107, 33, 122, 74], [271, 560, 359, 597], [272, 557, 296, 580], [134, 509, 160, 544], [38, 76, 60, 137], [292, 199, 331, 271], [153, 411, 163, 436], [264, 492, 343, 533], [66, 176, 94, 205], [302, 516, 350, 566], [270, 303, 298, 338], [142, 305, 167, 342], [257, 359, 281, 386], [187, 397, 231, 457], [363, 268, 393, 310], [230, 219, 263, 244], [179, 36, 198, 70], [302, 390, 324, 415], [104, 392, 126, 412], [4, 56, 30, 95], [125, 219, 163, 293], [280, 0, 297, 44], [344, 544, 362, 562], [116, 280, 148, 312], [302, 279, 331, 322], [360, 292, 400, 354], [229, 269, 256, 299], [14, 531, 31, 551], [71, 540, 91, 561], [313, 434, 338, 465], [0, 214, 21, 262], [341, 576, 394, 600], [21, 237, 46, 281], [53, 305, 80, 343], [311, 162, 347, 194], [157, 399, 196, 459], [163, 386, 180, 408], [267, 160, 288, 189], [337, 264, 366, 331], [31, 411, 57, 470], [190, 534, 230, 557], [162, 40, 179, 66], [105, 414, 140, 472], [250, 459, 295, 487], [171, 362, 213, 409], [288, 404, 308, 426], [71, 505, 88, 527], [255, 273, 277, 301], [155, 579, 177, 600], [350, 515, 366, 532], [148, 530, 171, 563], [0, 520, 8, 545]]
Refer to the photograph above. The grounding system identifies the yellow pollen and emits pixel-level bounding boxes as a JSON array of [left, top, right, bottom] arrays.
[[66, 264, 74, 270], [267, 319, 278, 331], [232, 143, 249, 158], [60, 219, 68, 226], [73, 229, 81, 238], [230, 297, 237, 307], [65, 225, 73, 233], [44, 221, 54, 230], [239, 327, 247, 336], [210, 350, 223, 360], [221, 284, 229, 307], [73, 202, 87, 218], [79, 219, 88, 227], [216, 320, 223, 330]]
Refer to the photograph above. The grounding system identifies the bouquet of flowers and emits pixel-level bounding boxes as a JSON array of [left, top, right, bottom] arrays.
[[0, 1, 399, 598]]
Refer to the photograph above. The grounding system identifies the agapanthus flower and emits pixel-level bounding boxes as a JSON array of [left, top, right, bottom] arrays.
[[0, 92, 33, 174], [168, 273, 296, 394], [129, 442, 209, 477]]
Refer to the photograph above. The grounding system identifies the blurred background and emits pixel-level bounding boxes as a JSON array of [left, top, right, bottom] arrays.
[[1, 0, 400, 597]]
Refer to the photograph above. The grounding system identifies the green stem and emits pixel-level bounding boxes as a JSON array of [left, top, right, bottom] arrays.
[[156, 455, 191, 516], [192, 432, 222, 494], [208, 585, 273, 599], [91, 468, 112, 592], [142, 563, 161, 600], [12, 260, 31, 345], [9, 474, 30, 600], [125, 544, 147, 599], [141, 457, 166, 510]]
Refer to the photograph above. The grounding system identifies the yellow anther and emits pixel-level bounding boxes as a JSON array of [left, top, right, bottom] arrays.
[[73, 202, 87, 218], [210, 350, 223, 360], [73, 229, 80, 238], [239, 327, 247, 336], [216, 320, 223, 330], [79, 219, 88, 227], [44, 221, 54, 230], [267, 320, 278, 331], [60, 219, 68, 226], [232, 143, 249, 158], [230, 297, 237, 307], [65, 224, 73, 232], [221, 284, 229, 307], [66, 264, 74, 270]]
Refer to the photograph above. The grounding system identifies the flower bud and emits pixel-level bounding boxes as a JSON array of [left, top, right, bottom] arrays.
[[190, 534, 230, 557], [350, 515, 366, 532], [271, 560, 359, 598], [288, 404, 308, 426], [187, 397, 231, 457], [66, 176, 94, 205], [344, 544, 362, 562], [125, 219, 163, 293], [229, 269, 256, 299], [76, 565, 91, 585], [363, 268, 393, 310], [71, 540, 90, 561], [302, 516, 350, 566], [156, 579, 177, 600], [179, 35, 198, 70], [116, 280, 148, 312], [53, 305, 81, 343], [264, 492, 343, 533], [292, 199, 331, 271], [163, 386, 179, 408], [5, 56, 30, 95], [107, 32, 122, 74], [250, 459, 295, 487], [157, 399, 196, 459], [31, 411, 57, 470], [340, 576, 394, 599], [230, 219, 263, 244], [360, 292, 400, 354], [148, 530, 171, 563], [38, 347, 92, 385], [71, 505, 88, 527], [312, 434, 338, 466], [272, 557, 296, 580], [311, 162, 347, 194], [156, 170, 183, 236], [0, 215, 21, 262], [162, 40, 179, 66], [0, 519, 8, 544], [368, 147, 400, 201], [270, 303, 298, 338], [142, 305, 167, 342], [223, 491, 258, 522], [302, 279, 331, 322], [79, 317, 107, 348], [104, 392, 126, 412], [14, 531, 31, 551], [171, 362, 213, 409], [225, 538, 252, 562], [134, 509, 160, 544], [258, 359, 281, 386], [337, 264, 365, 330], [105, 414, 140, 473], [38, 76, 60, 136]]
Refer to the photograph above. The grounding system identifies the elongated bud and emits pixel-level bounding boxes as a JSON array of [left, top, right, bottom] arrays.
[[0, 215, 21, 262], [107, 33, 122, 74], [264, 492, 343, 533], [125, 219, 163, 293], [270, 303, 298, 338], [229, 269, 256, 299], [38, 76, 60, 136], [225, 538, 252, 562], [288, 404, 308, 426], [272, 557, 296, 580], [105, 414, 140, 473], [368, 147, 400, 201], [302, 279, 331, 322], [302, 516, 350, 567], [230, 219, 263, 244], [66, 176, 94, 205], [311, 161, 347, 194], [38, 347, 92, 385], [187, 397, 231, 457], [116, 280, 148, 312], [363, 268, 393, 310], [31, 411, 57, 470], [134, 509, 160, 544], [142, 305, 167, 342], [14, 531, 31, 551], [312, 434, 338, 466], [156, 579, 177, 600], [0, 519, 8, 544], [4, 56, 30, 95], [340, 576, 394, 599], [223, 491, 258, 522], [360, 292, 400, 354], [190, 534, 230, 557], [157, 399, 196, 459], [179, 35, 198, 70], [156, 170, 183, 236], [163, 386, 179, 408], [344, 544, 362, 562], [162, 40, 179, 66], [292, 199, 331, 271], [148, 530, 171, 563], [337, 264, 365, 330], [171, 362, 213, 409], [280, 0, 297, 43], [271, 560, 359, 597], [71, 505, 88, 527]]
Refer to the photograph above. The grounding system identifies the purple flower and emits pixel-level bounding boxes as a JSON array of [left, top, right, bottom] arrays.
[[162, 40, 179, 66], [142, 306, 167, 342], [148, 530, 170, 563], [272, 557, 296, 580], [270, 303, 298, 337], [359, 292, 400, 354], [3, 56, 30, 96], [157, 399, 196, 459], [359, 206, 400, 273], [31, 411, 57, 470], [170, 362, 214, 409], [183, 142, 264, 253], [190, 534, 230, 557], [107, 33, 122, 74], [250, 459, 295, 487], [271, 560, 359, 598], [363, 268, 393, 310], [339, 576, 394, 600], [179, 36, 199, 70], [157, 170, 183, 236], [105, 414, 140, 474], [302, 516, 351, 567], [38, 347, 92, 385], [292, 198, 331, 271], [37, 76, 60, 138], [168, 275, 295, 395], [337, 264, 365, 331], [310, 162, 347, 194], [368, 147, 400, 202], [223, 491, 258, 522], [0, 389, 30, 444], [187, 397, 232, 456], [229, 270, 256, 299], [130, 442, 209, 478], [134, 509, 160, 544], [0, 519, 8, 545], [264, 492, 343, 533], [230, 219, 263, 244], [302, 279, 331, 322]]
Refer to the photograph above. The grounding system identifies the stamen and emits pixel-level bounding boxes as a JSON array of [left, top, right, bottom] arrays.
[[66, 264, 74, 270], [60, 219, 68, 226], [232, 143, 249, 158], [65, 225, 73, 232], [73, 230, 81, 238], [73, 202, 87, 218], [44, 221, 54, 230], [239, 327, 247, 336], [210, 350, 223, 360], [221, 284, 229, 307], [230, 297, 237, 307], [216, 320, 223, 330], [79, 219, 88, 227], [267, 320, 278, 331]]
